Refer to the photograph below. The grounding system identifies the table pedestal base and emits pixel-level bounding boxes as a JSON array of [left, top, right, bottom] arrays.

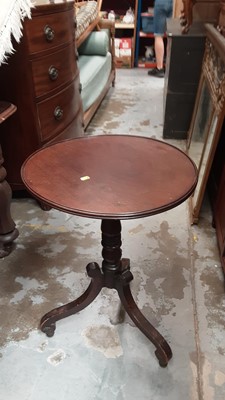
[[40, 219, 172, 367]]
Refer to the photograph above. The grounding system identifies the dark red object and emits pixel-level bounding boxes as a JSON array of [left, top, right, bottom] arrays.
[[21, 135, 198, 367]]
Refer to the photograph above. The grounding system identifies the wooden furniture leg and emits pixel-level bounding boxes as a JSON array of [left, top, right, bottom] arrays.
[[40, 262, 103, 337], [40, 219, 172, 367], [0, 145, 19, 257], [116, 261, 172, 367], [0, 102, 19, 257]]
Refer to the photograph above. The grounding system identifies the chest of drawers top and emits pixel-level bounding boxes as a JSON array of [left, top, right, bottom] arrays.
[[24, 1, 75, 56]]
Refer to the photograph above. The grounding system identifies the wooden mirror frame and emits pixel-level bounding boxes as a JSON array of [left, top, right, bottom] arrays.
[[179, 0, 221, 33], [187, 24, 225, 223]]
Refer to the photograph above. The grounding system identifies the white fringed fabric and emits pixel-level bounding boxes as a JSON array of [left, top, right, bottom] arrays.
[[0, 0, 34, 65]]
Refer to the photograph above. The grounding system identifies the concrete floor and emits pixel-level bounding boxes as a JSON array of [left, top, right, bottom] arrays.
[[1, 69, 225, 399]]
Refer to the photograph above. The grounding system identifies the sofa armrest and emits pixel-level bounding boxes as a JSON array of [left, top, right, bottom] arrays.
[[98, 19, 115, 73], [98, 19, 115, 35], [78, 31, 109, 56]]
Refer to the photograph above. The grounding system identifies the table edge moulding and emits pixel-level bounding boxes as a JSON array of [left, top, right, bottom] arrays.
[[21, 134, 198, 368]]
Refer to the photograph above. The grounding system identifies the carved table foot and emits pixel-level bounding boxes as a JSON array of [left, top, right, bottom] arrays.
[[40, 262, 103, 336], [116, 261, 172, 367], [0, 228, 19, 258]]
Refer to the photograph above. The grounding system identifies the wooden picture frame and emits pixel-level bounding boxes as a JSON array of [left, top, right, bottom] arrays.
[[187, 24, 225, 223]]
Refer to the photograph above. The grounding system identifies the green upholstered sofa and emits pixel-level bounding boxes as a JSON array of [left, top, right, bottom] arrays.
[[76, 19, 116, 130]]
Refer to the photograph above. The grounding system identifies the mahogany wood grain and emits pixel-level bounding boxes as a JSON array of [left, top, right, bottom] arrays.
[[0, 2, 83, 190], [37, 75, 81, 143], [22, 135, 198, 219], [25, 6, 75, 56], [32, 44, 76, 98], [22, 134, 197, 367]]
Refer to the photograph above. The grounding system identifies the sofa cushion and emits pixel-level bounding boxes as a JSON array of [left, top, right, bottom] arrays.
[[75, 1, 98, 40], [78, 52, 112, 112], [78, 31, 109, 56]]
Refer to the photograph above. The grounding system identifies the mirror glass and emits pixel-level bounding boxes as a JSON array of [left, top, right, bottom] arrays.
[[187, 76, 222, 223], [188, 79, 214, 170], [191, 113, 218, 209]]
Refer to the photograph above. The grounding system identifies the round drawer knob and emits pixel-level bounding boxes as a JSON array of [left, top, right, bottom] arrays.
[[44, 25, 55, 42], [48, 66, 59, 81], [54, 106, 63, 121]]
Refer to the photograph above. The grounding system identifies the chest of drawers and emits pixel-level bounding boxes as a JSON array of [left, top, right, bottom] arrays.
[[0, 1, 83, 190]]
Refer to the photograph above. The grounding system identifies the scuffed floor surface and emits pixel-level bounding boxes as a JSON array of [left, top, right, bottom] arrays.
[[1, 69, 225, 400]]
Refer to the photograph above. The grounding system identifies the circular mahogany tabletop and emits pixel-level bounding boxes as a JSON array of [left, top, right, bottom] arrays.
[[21, 135, 198, 220]]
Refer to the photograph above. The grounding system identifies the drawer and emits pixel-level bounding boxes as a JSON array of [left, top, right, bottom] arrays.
[[25, 10, 75, 55], [48, 108, 84, 145], [37, 78, 82, 144], [32, 44, 77, 98]]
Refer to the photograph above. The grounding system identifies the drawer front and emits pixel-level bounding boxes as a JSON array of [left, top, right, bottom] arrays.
[[48, 109, 84, 145], [37, 78, 82, 143], [25, 10, 75, 55], [32, 44, 77, 98]]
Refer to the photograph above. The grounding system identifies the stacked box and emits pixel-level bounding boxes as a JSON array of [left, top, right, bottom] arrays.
[[115, 38, 132, 68]]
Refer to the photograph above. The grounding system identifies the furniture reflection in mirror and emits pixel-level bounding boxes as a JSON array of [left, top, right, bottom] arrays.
[[187, 77, 214, 171], [163, 18, 206, 139], [187, 24, 225, 223]]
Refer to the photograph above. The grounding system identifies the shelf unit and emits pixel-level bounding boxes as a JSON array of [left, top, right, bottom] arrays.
[[135, 0, 155, 67], [100, 0, 138, 67]]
